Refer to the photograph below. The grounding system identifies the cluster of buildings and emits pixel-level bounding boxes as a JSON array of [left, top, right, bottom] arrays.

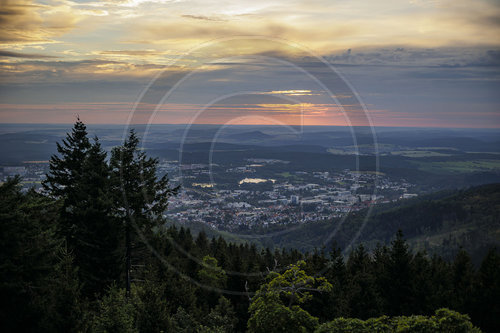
[[164, 162, 418, 231], [1, 159, 418, 231], [0, 162, 49, 190]]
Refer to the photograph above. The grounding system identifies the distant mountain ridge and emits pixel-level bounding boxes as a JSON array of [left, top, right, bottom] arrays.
[[224, 130, 274, 141]]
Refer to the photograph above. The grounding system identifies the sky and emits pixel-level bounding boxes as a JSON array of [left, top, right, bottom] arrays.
[[0, 0, 499, 127]]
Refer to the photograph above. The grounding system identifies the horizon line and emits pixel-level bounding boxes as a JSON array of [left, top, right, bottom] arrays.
[[1, 122, 499, 130]]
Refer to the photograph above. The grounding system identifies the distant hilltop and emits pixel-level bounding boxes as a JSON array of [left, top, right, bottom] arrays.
[[225, 130, 273, 140]]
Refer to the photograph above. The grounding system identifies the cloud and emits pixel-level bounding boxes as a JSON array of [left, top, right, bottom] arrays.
[[325, 47, 500, 68], [259, 90, 322, 96], [99, 50, 164, 56], [0, 58, 170, 84], [181, 14, 227, 22], [0, 50, 57, 58], [0, 0, 82, 46], [0, 0, 499, 127], [129, 19, 360, 50], [106, 0, 500, 54]]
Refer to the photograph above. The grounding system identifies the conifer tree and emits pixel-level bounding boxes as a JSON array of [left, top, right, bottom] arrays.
[[472, 248, 500, 332], [45, 121, 122, 298], [451, 249, 475, 313], [320, 246, 348, 319], [133, 272, 171, 333], [49, 248, 86, 332], [110, 129, 178, 296], [75, 137, 122, 297], [411, 251, 433, 314], [43, 118, 90, 246], [346, 244, 381, 319], [426, 255, 453, 312], [384, 230, 414, 316], [0, 177, 62, 331]]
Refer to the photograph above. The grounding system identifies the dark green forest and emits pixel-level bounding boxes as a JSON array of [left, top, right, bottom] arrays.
[[1, 120, 499, 332]]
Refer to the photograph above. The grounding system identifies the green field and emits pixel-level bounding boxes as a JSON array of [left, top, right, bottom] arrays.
[[390, 150, 452, 158], [412, 159, 500, 174], [327, 148, 352, 155]]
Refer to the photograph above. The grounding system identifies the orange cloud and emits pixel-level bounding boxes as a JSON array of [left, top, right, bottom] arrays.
[[0, 0, 80, 47]]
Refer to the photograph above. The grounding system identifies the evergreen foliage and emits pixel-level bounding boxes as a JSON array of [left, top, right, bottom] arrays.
[[1, 120, 499, 332]]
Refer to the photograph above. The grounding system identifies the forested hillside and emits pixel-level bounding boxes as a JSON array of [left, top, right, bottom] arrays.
[[1, 121, 498, 332], [257, 183, 500, 263]]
